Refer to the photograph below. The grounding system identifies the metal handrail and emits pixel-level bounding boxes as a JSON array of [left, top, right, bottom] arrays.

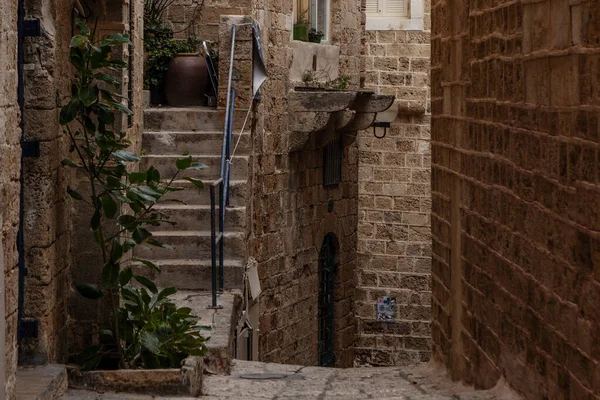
[[208, 24, 239, 308]]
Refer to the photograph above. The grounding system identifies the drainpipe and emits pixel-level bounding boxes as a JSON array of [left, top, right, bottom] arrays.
[[0, 215, 6, 400], [16, 0, 28, 351], [16, 0, 41, 354]]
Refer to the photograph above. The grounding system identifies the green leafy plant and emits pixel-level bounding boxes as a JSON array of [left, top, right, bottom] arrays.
[[145, 0, 176, 28], [144, 22, 175, 91], [62, 20, 208, 370]]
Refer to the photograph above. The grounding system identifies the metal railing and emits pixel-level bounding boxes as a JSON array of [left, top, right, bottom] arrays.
[[208, 24, 239, 309]]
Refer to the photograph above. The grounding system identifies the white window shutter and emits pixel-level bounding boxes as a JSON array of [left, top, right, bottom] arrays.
[[365, 0, 379, 15], [384, 0, 407, 16]]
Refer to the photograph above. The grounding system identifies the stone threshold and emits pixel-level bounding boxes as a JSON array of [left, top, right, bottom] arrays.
[[16, 364, 67, 400]]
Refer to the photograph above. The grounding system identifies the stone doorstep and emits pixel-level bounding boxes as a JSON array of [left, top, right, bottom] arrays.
[[171, 290, 243, 376], [67, 358, 202, 397], [16, 364, 68, 400]]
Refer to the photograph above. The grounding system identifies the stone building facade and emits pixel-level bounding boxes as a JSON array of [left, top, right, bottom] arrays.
[[165, 0, 251, 41], [0, 0, 144, 397], [355, 0, 433, 366], [241, 0, 364, 367], [1, 0, 21, 396], [431, 0, 600, 399]]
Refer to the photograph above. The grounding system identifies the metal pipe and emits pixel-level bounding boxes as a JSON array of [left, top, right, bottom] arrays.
[[16, 0, 27, 351], [224, 89, 236, 211], [210, 183, 217, 307], [221, 24, 237, 178], [0, 215, 6, 399]]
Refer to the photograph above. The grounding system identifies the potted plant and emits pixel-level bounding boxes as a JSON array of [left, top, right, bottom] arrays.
[[163, 37, 209, 106], [308, 28, 324, 44], [293, 8, 309, 41]]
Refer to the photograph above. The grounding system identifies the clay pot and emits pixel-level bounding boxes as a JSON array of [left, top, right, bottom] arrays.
[[164, 53, 208, 107]]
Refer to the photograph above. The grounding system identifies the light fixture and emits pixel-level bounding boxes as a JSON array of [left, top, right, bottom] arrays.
[[372, 101, 398, 139]]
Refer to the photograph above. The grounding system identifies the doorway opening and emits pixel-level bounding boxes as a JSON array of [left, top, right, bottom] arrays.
[[318, 233, 338, 367]]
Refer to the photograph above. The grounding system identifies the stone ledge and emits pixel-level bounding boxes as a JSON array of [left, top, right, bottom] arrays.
[[67, 360, 203, 397], [288, 89, 395, 152]]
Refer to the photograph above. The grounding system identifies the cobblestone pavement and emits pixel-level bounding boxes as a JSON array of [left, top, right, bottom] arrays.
[[62, 360, 520, 399]]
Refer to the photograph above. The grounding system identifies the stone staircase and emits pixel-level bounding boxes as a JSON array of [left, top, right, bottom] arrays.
[[136, 107, 249, 292], [134, 107, 249, 374]]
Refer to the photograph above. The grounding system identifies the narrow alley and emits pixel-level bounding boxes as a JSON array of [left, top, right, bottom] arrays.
[[63, 360, 517, 400]]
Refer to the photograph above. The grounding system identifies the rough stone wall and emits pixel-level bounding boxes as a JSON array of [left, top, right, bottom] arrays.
[[432, 0, 600, 398], [355, 5, 433, 366], [166, 0, 252, 41], [20, 0, 74, 365], [0, 0, 20, 395], [232, 0, 362, 367]]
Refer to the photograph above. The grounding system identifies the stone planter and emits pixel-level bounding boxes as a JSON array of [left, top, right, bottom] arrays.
[[164, 53, 209, 107], [67, 356, 203, 397]]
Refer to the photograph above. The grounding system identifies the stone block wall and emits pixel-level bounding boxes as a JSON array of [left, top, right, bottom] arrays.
[[355, 4, 432, 366], [0, 0, 20, 396], [237, 0, 362, 367], [165, 0, 251, 41], [20, 0, 76, 365], [432, 0, 600, 398]]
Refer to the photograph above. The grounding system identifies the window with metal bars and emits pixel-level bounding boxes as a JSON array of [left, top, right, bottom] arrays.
[[323, 139, 342, 186]]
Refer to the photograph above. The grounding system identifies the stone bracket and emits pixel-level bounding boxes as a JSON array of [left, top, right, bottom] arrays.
[[288, 89, 395, 151]]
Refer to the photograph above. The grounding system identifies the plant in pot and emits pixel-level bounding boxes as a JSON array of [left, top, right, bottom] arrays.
[[293, 7, 310, 41], [308, 28, 324, 44], [163, 36, 210, 107], [63, 20, 209, 371], [144, 0, 177, 104]]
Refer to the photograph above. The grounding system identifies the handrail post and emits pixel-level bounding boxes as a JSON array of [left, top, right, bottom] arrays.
[[219, 180, 225, 292], [209, 183, 218, 308]]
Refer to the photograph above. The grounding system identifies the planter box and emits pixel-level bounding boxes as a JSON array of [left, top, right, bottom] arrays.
[[67, 356, 203, 397]]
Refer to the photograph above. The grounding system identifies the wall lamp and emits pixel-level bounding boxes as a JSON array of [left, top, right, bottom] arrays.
[[372, 101, 398, 139]]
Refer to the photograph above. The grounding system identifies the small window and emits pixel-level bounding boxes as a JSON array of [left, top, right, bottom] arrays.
[[365, 0, 408, 18], [365, 0, 424, 31], [294, 0, 331, 42], [323, 139, 342, 186]]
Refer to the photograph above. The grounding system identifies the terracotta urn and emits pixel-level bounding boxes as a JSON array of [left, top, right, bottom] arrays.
[[164, 53, 208, 107]]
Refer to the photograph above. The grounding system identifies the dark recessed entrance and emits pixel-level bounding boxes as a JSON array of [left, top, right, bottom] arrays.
[[318, 233, 338, 367]]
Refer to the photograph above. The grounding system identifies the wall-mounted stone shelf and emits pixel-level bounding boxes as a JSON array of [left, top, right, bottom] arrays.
[[288, 89, 395, 152]]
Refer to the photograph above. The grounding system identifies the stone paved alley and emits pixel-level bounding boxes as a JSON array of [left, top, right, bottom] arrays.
[[62, 361, 519, 399]]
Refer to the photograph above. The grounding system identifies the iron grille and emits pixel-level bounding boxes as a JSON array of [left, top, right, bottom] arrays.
[[323, 139, 342, 186]]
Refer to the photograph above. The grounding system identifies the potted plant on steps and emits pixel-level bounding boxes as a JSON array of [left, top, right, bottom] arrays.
[[163, 37, 209, 107], [62, 20, 209, 396]]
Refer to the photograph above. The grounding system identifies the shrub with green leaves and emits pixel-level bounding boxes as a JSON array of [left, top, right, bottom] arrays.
[[63, 20, 208, 370]]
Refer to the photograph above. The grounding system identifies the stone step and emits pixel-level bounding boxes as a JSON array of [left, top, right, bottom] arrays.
[[134, 231, 246, 260], [142, 131, 251, 156], [133, 259, 244, 291], [144, 107, 247, 132], [162, 179, 248, 206], [171, 291, 242, 375], [141, 155, 249, 180], [16, 364, 67, 400], [153, 204, 246, 231]]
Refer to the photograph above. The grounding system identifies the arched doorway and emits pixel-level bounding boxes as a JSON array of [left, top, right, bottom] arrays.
[[318, 233, 338, 367]]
